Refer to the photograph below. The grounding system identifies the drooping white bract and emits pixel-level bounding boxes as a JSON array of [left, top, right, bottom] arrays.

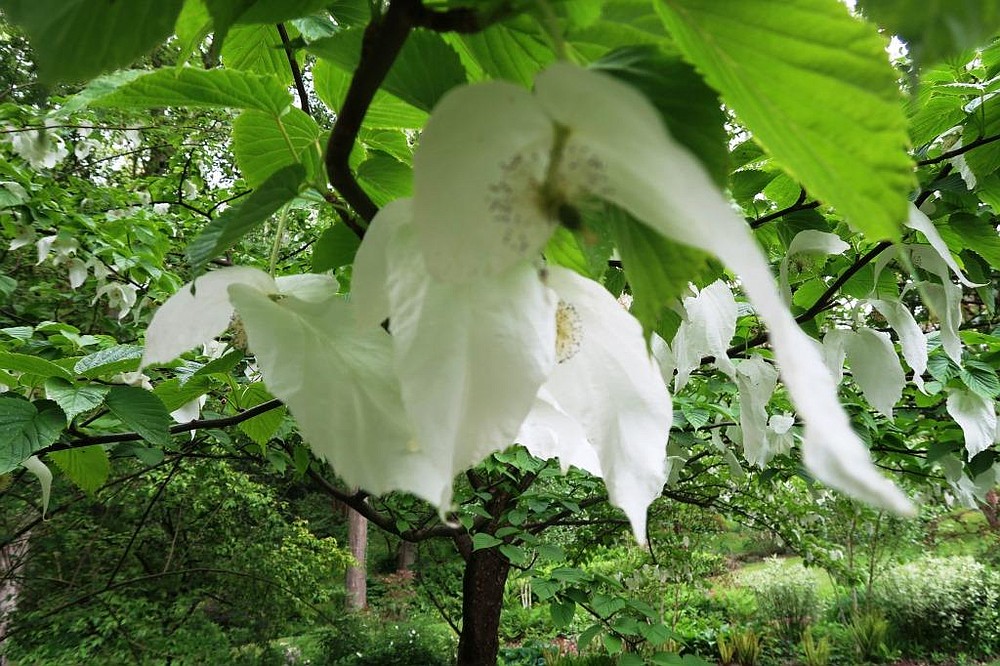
[[521, 266, 671, 539], [671, 281, 738, 390], [734, 356, 779, 469], [412, 62, 913, 515], [871, 298, 928, 392], [141, 266, 454, 508], [779, 230, 850, 304], [352, 201, 670, 539], [946, 388, 997, 459], [844, 328, 905, 419], [353, 199, 559, 487], [905, 205, 980, 288]]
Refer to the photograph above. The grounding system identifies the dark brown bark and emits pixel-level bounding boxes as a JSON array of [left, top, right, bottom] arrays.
[[345, 506, 368, 611], [980, 489, 1000, 530], [0, 528, 31, 666], [456, 547, 510, 665]]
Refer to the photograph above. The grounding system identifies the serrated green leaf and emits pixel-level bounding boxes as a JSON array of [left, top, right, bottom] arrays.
[[74, 345, 143, 378], [105, 386, 172, 448], [0, 398, 66, 474], [93, 67, 292, 115], [603, 633, 624, 654], [593, 46, 729, 186], [471, 533, 504, 551], [578, 623, 603, 650], [309, 28, 467, 111], [0, 352, 74, 381], [238, 383, 285, 446], [609, 208, 710, 337], [313, 59, 427, 129], [959, 359, 1000, 399], [233, 108, 322, 188], [312, 224, 361, 272], [222, 23, 300, 85], [186, 164, 306, 274], [657, 0, 914, 240], [858, 0, 1000, 67], [457, 17, 555, 85], [550, 600, 576, 628], [236, 0, 332, 24], [0, 0, 183, 82], [50, 445, 110, 494], [44, 378, 109, 422], [946, 213, 1000, 271], [193, 350, 245, 377], [357, 153, 412, 206], [152, 376, 212, 413]]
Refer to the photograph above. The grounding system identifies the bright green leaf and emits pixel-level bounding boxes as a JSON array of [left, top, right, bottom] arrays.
[[74, 345, 143, 378], [471, 533, 504, 551], [222, 23, 300, 84], [313, 59, 428, 129], [0, 352, 74, 381], [312, 224, 361, 272], [238, 382, 285, 446], [232, 107, 322, 188], [0, 0, 183, 82], [657, 0, 914, 239], [50, 445, 110, 494], [105, 386, 173, 448], [94, 67, 292, 115], [550, 600, 576, 628]]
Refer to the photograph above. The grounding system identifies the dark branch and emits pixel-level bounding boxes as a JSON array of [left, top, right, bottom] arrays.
[[38, 399, 284, 454], [917, 133, 1000, 166], [277, 23, 312, 117]]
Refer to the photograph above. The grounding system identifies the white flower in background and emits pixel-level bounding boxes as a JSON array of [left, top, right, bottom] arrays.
[[353, 200, 671, 537], [8, 225, 35, 251], [141, 267, 453, 509], [406, 62, 913, 515], [94, 282, 138, 320], [778, 230, 850, 304], [35, 235, 78, 265], [67, 258, 88, 289], [10, 128, 69, 170]]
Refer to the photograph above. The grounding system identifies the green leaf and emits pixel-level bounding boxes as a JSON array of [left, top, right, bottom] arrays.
[[186, 164, 306, 274], [578, 623, 603, 650], [74, 345, 143, 378], [312, 224, 361, 272], [222, 23, 300, 85], [592, 45, 729, 186], [357, 153, 413, 206], [0, 0, 183, 82], [313, 59, 428, 129], [946, 213, 1000, 271], [50, 445, 110, 494], [657, 0, 914, 240], [235, 0, 332, 25], [105, 386, 172, 448], [609, 208, 710, 337], [959, 359, 1000, 399], [44, 378, 109, 422], [93, 67, 292, 116], [471, 533, 504, 551], [456, 17, 555, 85], [238, 383, 285, 447], [152, 376, 212, 413], [550, 600, 576, 628], [858, 1, 1000, 67], [603, 633, 624, 655], [0, 352, 74, 381], [0, 398, 66, 474], [233, 108, 322, 188], [309, 28, 467, 111]]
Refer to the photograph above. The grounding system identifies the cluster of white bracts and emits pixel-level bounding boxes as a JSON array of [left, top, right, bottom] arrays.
[[142, 63, 918, 539]]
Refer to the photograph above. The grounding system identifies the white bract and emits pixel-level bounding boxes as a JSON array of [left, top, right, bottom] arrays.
[[409, 62, 913, 515], [141, 267, 456, 508], [353, 200, 670, 538]]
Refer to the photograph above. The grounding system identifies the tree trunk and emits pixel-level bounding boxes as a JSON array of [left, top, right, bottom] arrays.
[[396, 540, 416, 572], [456, 547, 510, 665], [0, 529, 32, 666], [345, 506, 368, 611], [980, 489, 1000, 530]]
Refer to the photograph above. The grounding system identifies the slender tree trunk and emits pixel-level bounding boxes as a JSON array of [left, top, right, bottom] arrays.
[[980, 489, 1000, 530], [0, 529, 32, 666], [396, 540, 416, 572], [345, 506, 368, 611], [456, 547, 511, 665]]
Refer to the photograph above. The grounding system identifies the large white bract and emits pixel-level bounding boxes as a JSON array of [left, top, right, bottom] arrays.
[[408, 62, 913, 516]]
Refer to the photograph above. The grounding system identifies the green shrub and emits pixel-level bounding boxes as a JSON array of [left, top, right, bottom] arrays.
[[317, 614, 456, 665], [739, 558, 822, 640], [870, 555, 1000, 657], [728, 626, 762, 666]]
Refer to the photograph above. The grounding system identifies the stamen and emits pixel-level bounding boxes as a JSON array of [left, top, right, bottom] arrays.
[[555, 300, 583, 363]]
